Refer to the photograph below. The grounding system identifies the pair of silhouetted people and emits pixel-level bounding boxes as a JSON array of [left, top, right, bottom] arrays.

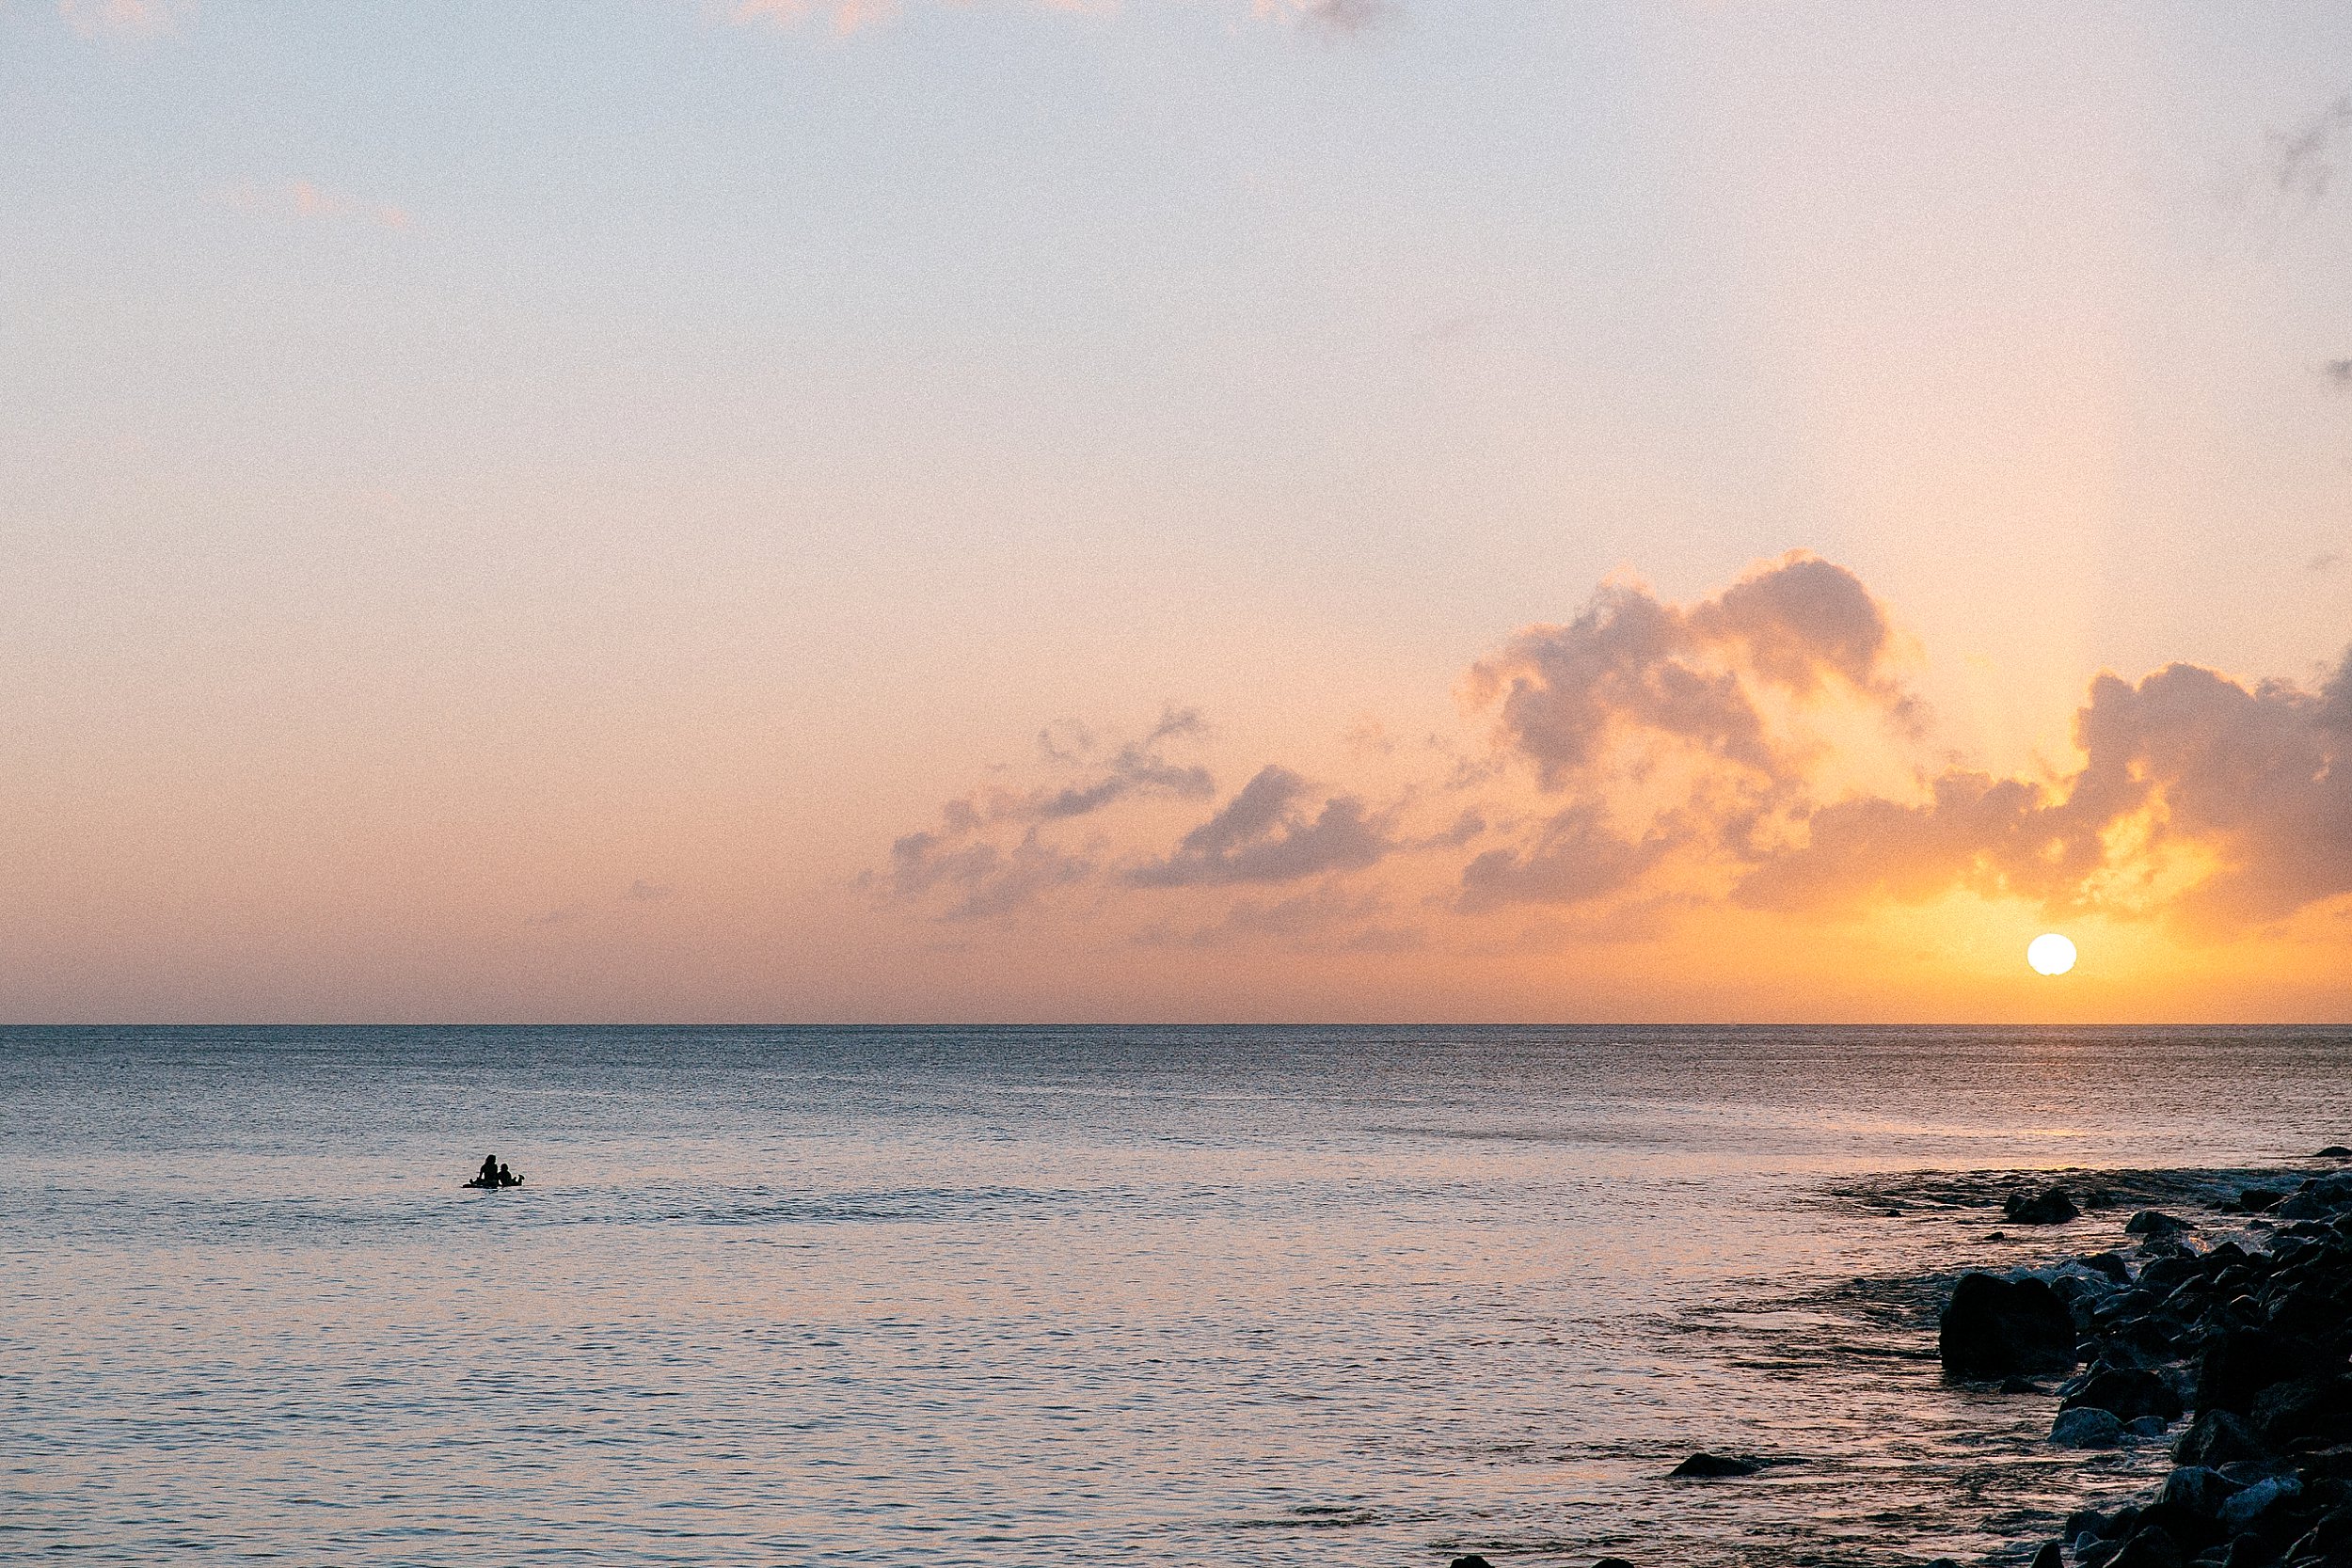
[[464, 1154, 524, 1190]]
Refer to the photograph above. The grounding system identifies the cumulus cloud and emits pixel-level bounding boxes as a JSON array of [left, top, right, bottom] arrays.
[[875, 554, 2352, 950], [1125, 766, 1394, 887], [1465, 554, 1912, 793], [1736, 655, 2352, 934]]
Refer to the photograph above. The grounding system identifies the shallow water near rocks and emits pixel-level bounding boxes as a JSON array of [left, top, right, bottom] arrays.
[[3, 1024, 2347, 1566]]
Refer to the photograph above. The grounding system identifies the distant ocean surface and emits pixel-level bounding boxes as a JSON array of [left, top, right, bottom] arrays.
[[5, 1025, 2348, 1567]]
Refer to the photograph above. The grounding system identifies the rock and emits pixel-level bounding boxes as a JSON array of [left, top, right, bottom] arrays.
[[2177, 1409, 2268, 1469], [2218, 1474, 2301, 1530], [1668, 1453, 1762, 1478], [2054, 1407, 2130, 1448], [1449, 1557, 1495, 1568], [1592, 1560, 1636, 1568], [2198, 1329, 2307, 1416], [2250, 1374, 2352, 1449], [1940, 1273, 2079, 1378], [2128, 1210, 2190, 1236], [2067, 1368, 2187, 1424], [2126, 1415, 2170, 1439], [2008, 1187, 2082, 1225], [2106, 1525, 2184, 1568], [2236, 1189, 2287, 1213], [2080, 1251, 2134, 1283], [2160, 1466, 2240, 1518], [2319, 1146, 2352, 1159], [2030, 1544, 2063, 1568]]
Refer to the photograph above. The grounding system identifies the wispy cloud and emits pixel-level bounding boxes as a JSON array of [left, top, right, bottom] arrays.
[[1125, 766, 1394, 888], [719, 0, 1384, 39], [2271, 94, 2352, 205], [58, 0, 188, 40], [222, 180, 412, 232]]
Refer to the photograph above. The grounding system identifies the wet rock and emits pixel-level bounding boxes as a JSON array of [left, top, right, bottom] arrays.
[[2218, 1474, 2302, 1530], [2107, 1524, 2185, 1568], [2177, 1410, 2269, 1469], [2199, 1329, 2308, 1417], [2055, 1407, 2130, 1449], [2081, 1251, 2134, 1283], [2319, 1146, 2352, 1160], [1592, 1560, 1636, 1568], [2008, 1187, 2082, 1226], [2030, 1544, 2062, 1568], [2127, 1415, 2172, 1440], [2160, 1466, 2240, 1517], [1668, 1453, 1762, 1478], [1448, 1557, 1494, 1568], [1941, 1272, 2079, 1378], [2129, 1211, 2191, 1237], [2236, 1189, 2288, 1213], [2250, 1374, 2352, 1450], [2068, 1368, 2188, 1424]]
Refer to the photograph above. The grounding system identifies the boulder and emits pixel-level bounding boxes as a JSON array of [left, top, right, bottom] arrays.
[[2176, 1409, 2268, 1469], [2218, 1474, 2301, 1530], [1449, 1558, 1494, 1568], [2128, 1211, 2190, 1236], [1940, 1273, 2079, 1378], [2029, 1544, 2062, 1568], [2319, 1146, 2352, 1159], [2106, 1525, 2183, 1568], [2158, 1466, 2239, 1518], [2080, 1251, 2134, 1283], [2007, 1187, 2082, 1225], [2250, 1373, 2352, 1449], [1668, 1453, 1762, 1478], [2053, 1407, 2128, 1448], [2066, 1368, 2186, 1424]]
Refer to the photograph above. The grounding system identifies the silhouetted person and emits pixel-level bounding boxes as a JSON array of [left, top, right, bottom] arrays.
[[465, 1153, 522, 1190]]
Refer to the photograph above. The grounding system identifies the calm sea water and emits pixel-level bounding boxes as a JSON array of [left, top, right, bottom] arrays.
[[4, 1025, 2348, 1567]]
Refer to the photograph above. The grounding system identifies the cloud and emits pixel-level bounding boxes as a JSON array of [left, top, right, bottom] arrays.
[[719, 0, 1382, 38], [223, 181, 412, 232], [882, 826, 1093, 921], [1458, 804, 1672, 911], [875, 554, 2352, 954], [1738, 654, 2352, 934], [1464, 553, 1912, 793], [58, 0, 188, 39], [1124, 766, 1393, 887], [625, 879, 675, 902], [2271, 95, 2352, 205], [2325, 360, 2352, 390]]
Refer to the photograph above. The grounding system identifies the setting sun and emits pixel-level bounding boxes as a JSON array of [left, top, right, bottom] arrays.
[[2027, 933, 2078, 975]]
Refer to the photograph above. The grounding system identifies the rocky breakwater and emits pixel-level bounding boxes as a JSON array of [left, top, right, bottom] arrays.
[[1939, 1164, 2352, 1568]]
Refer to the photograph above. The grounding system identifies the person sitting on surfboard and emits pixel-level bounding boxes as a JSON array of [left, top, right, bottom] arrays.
[[464, 1154, 524, 1189]]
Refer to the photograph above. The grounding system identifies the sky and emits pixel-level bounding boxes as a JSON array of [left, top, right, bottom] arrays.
[[3, 0, 2349, 1022]]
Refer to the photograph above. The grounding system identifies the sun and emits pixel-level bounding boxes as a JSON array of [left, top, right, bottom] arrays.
[[2027, 932, 2077, 975]]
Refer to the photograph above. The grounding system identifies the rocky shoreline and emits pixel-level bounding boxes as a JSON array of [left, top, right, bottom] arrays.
[[1930, 1152, 2352, 1568]]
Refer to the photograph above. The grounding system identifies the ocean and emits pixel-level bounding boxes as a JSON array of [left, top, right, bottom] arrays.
[[4, 1024, 2346, 1566]]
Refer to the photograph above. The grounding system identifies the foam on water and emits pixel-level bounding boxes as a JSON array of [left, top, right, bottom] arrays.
[[2, 1024, 2346, 1565]]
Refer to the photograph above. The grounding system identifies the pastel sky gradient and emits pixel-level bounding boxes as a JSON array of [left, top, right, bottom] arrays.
[[4, 0, 2348, 1021]]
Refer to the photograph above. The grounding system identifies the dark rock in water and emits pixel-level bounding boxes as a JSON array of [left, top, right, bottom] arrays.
[[2198, 1328, 2316, 1417], [1668, 1453, 1763, 1478], [2127, 1210, 2188, 1236], [2176, 1409, 2267, 1469], [1591, 1560, 1636, 1568], [2002, 1375, 2048, 1394], [2250, 1374, 2352, 1449], [2007, 1187, 2082, 1225], [2158, 1466, 2238, 1517], [2106, 1529, 2184, 1568], [1448, 1557, 1494, 1568], [1941, 1272, 2079, 1378], [2318, 1146, 2352, 1159], [2029, 1543, 2062, 1568], [2054, 1407, 2129, 1448], [2217, 1473, 2301, 1530], [2067, 1368, 2187, 1424], [2234, 1188, 2286, 1213], [2080, 1250, 2133, 1283]]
